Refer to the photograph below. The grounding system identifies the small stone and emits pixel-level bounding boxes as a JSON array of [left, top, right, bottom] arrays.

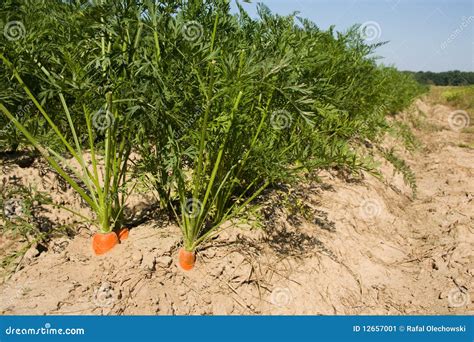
[[141, 254, 156, 271], [24, 246, 39, 260], [156, 256, 173, 268], [131, 251, 143, 264]]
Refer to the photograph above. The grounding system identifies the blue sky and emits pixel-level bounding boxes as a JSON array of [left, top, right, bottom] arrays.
[[230, 0, 474, 72]]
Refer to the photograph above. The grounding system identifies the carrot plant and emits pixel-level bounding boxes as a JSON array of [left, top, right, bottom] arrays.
[[0, 0, 425, 261], [0, 54, 132, 235], [163, 11, 312, 252]]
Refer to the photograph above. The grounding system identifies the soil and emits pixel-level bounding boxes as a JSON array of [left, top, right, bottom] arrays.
[[0, 99, 472, 315]]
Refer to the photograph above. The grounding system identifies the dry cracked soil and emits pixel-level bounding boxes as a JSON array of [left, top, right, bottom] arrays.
[[0, 98, 472, 315]]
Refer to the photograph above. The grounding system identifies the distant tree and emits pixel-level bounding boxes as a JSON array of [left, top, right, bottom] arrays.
[[403, 70, 474, 86]]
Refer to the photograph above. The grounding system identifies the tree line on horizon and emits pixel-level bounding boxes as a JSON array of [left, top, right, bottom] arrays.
[[403, 70, 474, 86]]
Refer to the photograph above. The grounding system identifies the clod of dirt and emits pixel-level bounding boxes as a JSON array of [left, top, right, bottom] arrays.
[[156, 256, 173, 268]]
